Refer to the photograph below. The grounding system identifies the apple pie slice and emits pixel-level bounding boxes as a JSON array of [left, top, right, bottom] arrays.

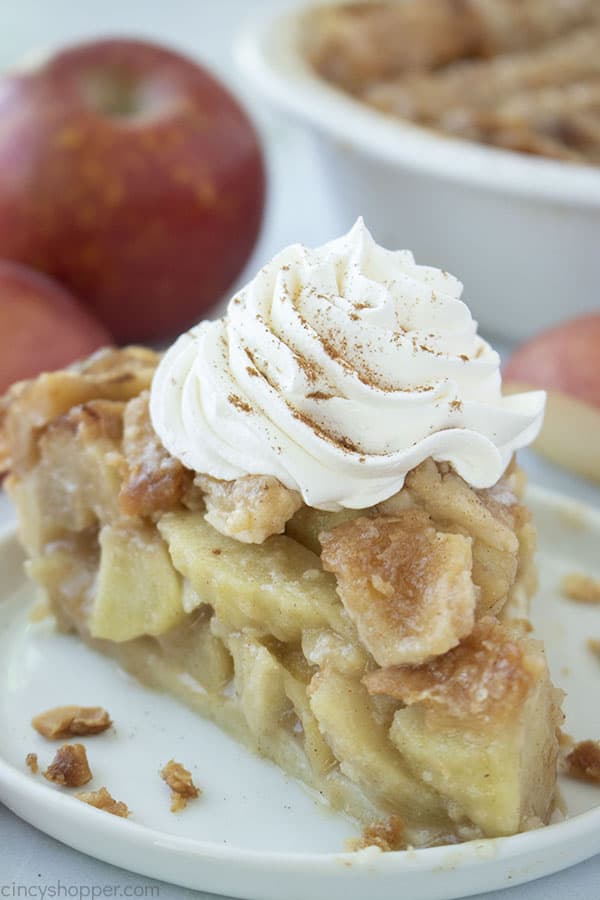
[[0, 223, 562, 848], [1, 349, 561, 846]]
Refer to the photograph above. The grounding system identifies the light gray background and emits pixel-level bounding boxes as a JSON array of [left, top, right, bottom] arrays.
[[1, 2, 600, 898]]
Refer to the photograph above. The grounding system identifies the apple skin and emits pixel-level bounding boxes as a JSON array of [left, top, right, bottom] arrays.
[[504, 314, 600, 482], [0, 259, 111, 393], [504, 313, 600, 410], [0, 39, 265, 342]]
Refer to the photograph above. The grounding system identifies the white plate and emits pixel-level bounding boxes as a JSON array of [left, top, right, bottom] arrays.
[[0, 485, 599, 900]]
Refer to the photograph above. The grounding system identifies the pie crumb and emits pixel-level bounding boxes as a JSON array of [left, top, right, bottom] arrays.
[[32, 705, 112, 739], [558, 730, 575, 752], [346, 815, 406, 852], [561, 573, 600, 604], [160, 759, 200, 812], [44, 743, 93, 787], [587, 639, 600, 659], [564, 740, 600, 784], [76, 787, 130, 818], [25, 752, 38, 774], [29, 601, 52, 623]]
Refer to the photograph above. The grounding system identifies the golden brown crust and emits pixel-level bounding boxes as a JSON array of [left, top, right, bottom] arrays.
[[321, 509, 477, 666], [347, 814, 406, 852], [44, 743, 93, 787], [119, 392, 191, 518], [160, 759, 200, 812], [76, 787, 130, 817], [0, 347, 158, 477], [561, 572, 600, 604], [363, 617, 545, 726], [564, 740, 600, 783], [307, 2, 600, 165], [198, 473, 302, 544], [25, 752, 38, 774], [32, 705, 112, 739]]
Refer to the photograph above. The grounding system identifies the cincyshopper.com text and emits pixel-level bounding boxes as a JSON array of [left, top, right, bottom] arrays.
[[1, 883, 160, 899]]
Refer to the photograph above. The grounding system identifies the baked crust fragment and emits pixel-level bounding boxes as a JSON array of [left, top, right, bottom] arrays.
[[120, 392, 191, 518], [76, 786, 130, 817], [197, 473, 302, 544], [363, 617, 544, 726], [564, 740, 600, 784], [321, 510, 477, 666], [561, 572, 600, 604], [347, 814, 406, 852], [44, 743, 93, 787], [160, 759, 200, 812], [32, 705, 112, 739], [0, 347, 158, 477]]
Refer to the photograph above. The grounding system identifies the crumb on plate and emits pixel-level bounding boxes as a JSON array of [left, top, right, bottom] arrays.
[[25, 752, 38, 774], [160, 759, 200, 812], [29, 601, 52, 623], [44, 743, 93, 787], [561, 573, 600, 605], [346, 815, 406, 852], [564, 740, 600, 784], [76, 786, 130, 818], [587, 639, 600, 659], [32, 705, 112, 739]]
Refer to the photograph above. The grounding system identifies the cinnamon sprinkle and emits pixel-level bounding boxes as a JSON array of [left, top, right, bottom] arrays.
[[290, 406, 361, 454], [228, 394, 253, 414], [306, 391, 334, 401]]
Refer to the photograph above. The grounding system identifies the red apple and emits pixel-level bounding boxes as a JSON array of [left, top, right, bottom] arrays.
[[0, 260, 111, 393], [504, 314, 600, 482], [0, 39, 265, 342]]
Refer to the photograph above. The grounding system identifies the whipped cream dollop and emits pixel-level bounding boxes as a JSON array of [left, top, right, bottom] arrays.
[[150, 220, 545, 510]]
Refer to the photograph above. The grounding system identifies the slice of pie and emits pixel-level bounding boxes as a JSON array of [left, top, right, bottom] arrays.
[[0, 222, 562, 848]]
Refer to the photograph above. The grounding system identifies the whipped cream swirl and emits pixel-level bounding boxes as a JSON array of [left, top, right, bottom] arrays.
[[150, 220, 544, 510]]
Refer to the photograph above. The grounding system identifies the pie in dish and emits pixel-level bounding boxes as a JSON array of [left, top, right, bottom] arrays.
[[304, 0, 600, 165], [0, 221, 562, 848]]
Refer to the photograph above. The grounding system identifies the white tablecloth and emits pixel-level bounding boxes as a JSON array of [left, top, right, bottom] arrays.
[[1, 2, 599, 897]]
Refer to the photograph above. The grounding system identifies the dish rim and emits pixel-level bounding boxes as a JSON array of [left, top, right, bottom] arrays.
[[235, 1, 600, 207]]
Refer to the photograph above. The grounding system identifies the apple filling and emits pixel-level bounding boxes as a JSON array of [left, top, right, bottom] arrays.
[[0, 347, 562, 847]]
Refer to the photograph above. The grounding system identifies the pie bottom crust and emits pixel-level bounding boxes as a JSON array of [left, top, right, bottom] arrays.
[[0, 348, 563, 848]]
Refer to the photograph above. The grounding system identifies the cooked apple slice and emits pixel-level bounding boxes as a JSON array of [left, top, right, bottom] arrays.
[[365, 618, 562, 837], [90, 523, 185, 641], [308, 667, 450, 830], [158, 510, 351, 642]]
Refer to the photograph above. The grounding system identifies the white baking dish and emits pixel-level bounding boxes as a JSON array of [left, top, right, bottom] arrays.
[[236, 4, 600, 340]]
